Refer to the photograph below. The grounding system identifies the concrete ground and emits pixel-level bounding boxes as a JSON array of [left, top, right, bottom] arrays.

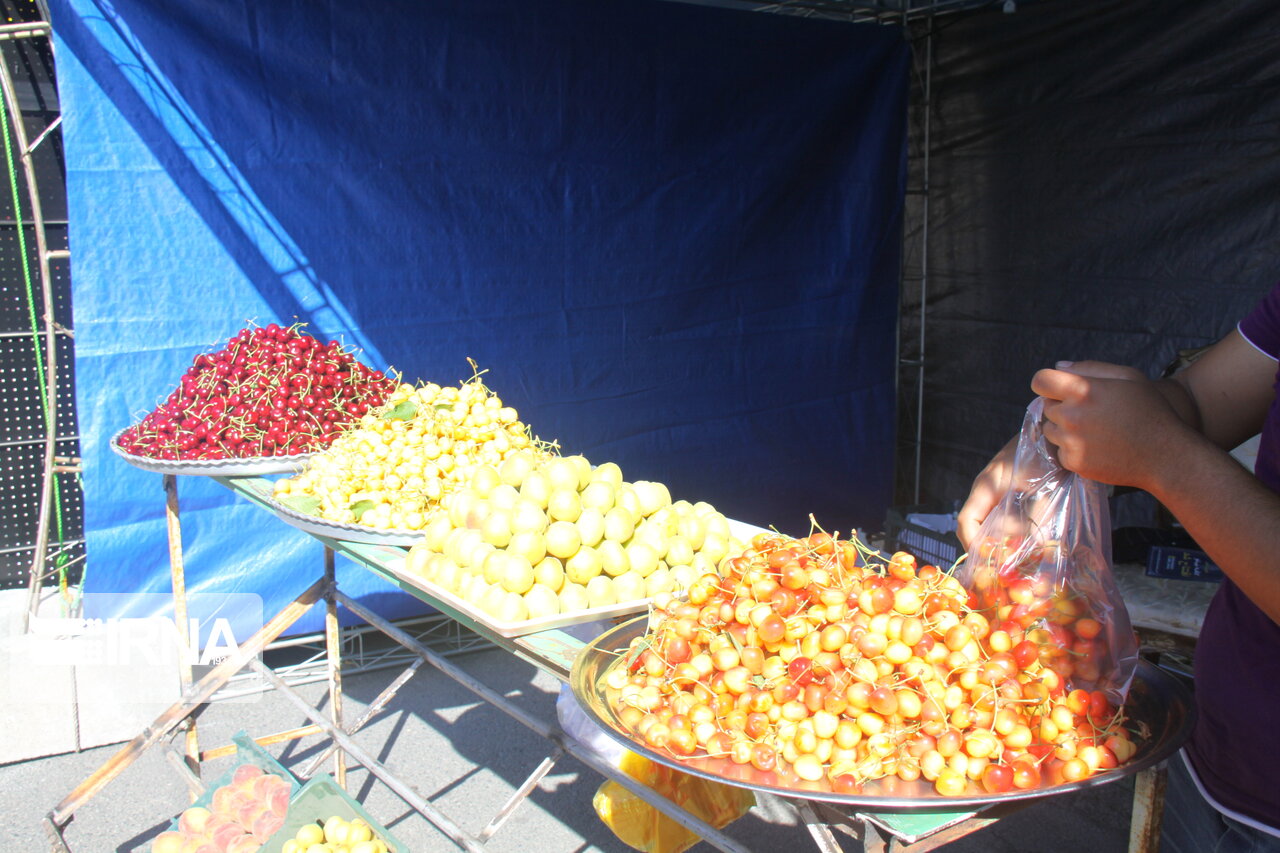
[[0, 621, 1143, 853]]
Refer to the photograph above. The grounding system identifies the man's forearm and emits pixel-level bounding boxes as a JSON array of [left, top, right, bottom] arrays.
[[1148, 426, 1280, 624]]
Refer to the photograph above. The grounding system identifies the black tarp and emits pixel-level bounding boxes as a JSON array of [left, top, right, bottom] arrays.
[[900, 0, 1280, 512]]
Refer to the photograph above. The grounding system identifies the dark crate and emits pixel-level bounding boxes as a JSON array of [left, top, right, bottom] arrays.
[[883, 506, 963, 570]]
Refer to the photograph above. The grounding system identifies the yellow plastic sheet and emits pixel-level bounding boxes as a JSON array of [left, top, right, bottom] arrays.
[[593, 751, 755, 853]]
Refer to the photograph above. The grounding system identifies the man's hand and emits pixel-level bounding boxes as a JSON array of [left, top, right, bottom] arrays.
[[1031, 361, 1196, 492], [956, 438, 1014, 549]]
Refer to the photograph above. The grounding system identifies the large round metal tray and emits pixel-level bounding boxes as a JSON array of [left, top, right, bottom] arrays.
[[110, 429, 315, 476], [267, 494, 426, 547], [570, 615, 1195, 809]]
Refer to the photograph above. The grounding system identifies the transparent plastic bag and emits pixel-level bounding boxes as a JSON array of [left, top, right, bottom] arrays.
[[957, 397, 1138, 704]]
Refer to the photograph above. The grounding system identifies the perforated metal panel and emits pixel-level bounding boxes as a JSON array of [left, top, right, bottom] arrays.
[[0, 0, 81, 590]]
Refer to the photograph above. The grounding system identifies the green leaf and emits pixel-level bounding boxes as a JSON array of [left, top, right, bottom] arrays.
[[349, 499, 376, 521], [727, 628, 746, 658], [280, 495, 321, 516], [623, 637, 651, 672], [382, 400, 417, 420]]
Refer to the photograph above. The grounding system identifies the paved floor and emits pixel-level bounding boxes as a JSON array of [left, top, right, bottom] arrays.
[[0, 625, 1146, 853]]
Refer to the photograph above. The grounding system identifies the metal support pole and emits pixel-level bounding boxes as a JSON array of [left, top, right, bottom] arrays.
[[1129, 766, 1168, 853], [163, 474, 201, 779], [323, 546, 347, 788], [297, 657, 424, 780]]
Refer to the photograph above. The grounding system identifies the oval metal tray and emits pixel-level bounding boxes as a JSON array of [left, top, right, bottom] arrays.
[[570, 616, 1195, 809], [110, 429, 315, 476], [267, 495, 427, 547]]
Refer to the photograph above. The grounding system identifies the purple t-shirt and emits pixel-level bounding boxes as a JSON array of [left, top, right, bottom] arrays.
[[1183, 281, 1280, 827]]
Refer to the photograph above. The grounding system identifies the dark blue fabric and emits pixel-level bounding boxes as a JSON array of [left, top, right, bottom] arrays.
[[52, 0, 907, 633]]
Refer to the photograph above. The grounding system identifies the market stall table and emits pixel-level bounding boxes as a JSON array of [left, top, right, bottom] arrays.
[[44, 472, 1198, 853]]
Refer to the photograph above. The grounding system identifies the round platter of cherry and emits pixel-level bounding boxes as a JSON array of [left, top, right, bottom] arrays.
[[110, 429, 315, 477]]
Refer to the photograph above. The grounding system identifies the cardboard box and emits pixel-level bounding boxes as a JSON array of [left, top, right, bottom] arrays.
[[1145, 545, 1224, 583]]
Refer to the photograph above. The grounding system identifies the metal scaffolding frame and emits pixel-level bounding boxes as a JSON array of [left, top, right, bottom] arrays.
[[0, 5, 81, 632]]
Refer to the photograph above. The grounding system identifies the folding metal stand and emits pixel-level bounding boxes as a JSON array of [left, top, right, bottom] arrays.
[[40, 474, 757, 853]]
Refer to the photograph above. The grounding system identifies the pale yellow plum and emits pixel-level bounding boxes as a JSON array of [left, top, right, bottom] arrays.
[[405, 543, 432, 577], [499, 452, 537, 487], [524, 583, 561, 619], [323, 816, 351, 844], [347, 820, 374, 843], [433, 559, 461, 593], [519, 469, 552, 509], [496, 591, 529, 623], [664, 535, 694, 568], [507, 530, 546, 567], [575, 508, 605, 548], [293, 823, 325, 846], [645, 566, 676, 597], [614, 486, 642, 521], [626, 542, 660, 578], [646, 507, 678, 536], [632, 480, 671, 517], [481, 583, 509, 617], [533, 556, 565, 592], [670, 564, 697, 591], [480, 509, 513, 548], [463, 499, 491, 531], [178, 806, 212, 836], [461, 576, 490, 606], [447, 490, 479, 529], [585, 575, 616, 608], [579, 481, 615, 513], [677, 515, 706, 550], [565, 546, 602, 585], [591, 461, 624, 486], [545, 457, 581, 492], [700, 533, 729, 566], [488, 483, 520, 511], [704, 514, 731, 540], [597, 540, 630, 578], [509, 499, 549, 535], [499, 554, 536, 595], [465, 540, 496, 573], [453, 529, 486, 567], [547, 488, 582, 523], [545, 521, 581, 560], [612, 571, 648, 603], [469, 464, 502, 497], [482, 550, 508, 585], [563, 454, 592, 489], [631, 523, 668, 559], [602, 507, 636, 543], [559, 582, 590, 612]]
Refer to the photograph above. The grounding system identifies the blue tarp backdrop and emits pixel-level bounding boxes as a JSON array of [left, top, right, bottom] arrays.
[[52, 0, 908, 634]]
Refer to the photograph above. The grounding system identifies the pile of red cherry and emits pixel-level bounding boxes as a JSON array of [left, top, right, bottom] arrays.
[[117, 323, 398, 461]]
